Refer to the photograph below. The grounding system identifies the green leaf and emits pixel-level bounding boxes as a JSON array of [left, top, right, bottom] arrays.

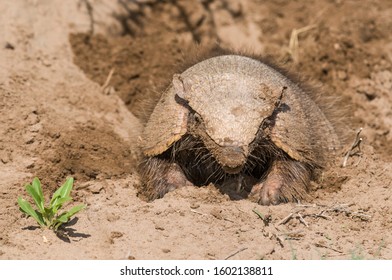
[[59, 177, 74, 198], [17, 197, 45, 227], [52, 204, 85, 231], [25, 184, 44, 213], [32, 177, 44, 203], [50, 177, 73, 208], [18, 177, 84, 231], [43, 207, 54, 223], [252, 209, 264, 219], [64, 204, 86, 218], [57, 213, 69, 223], [56, 204, 86, 224], [51, 196, 72, 213]]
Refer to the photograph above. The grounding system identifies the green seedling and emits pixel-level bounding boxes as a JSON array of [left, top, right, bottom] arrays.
[[17, 177, 86, 231], [252, 209, 272, 226]]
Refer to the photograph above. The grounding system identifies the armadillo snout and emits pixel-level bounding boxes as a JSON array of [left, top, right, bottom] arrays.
[[220, 146, 247, 174]]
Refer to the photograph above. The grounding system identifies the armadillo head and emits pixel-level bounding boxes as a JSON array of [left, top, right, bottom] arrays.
[[172, 55, 285, 174]]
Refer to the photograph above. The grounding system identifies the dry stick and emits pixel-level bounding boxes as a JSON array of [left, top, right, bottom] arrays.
[[277, 208, 305, 226], [224, 247, 248, 260], [223, 217, 235, 223], [190, 209, 207, 216], [271, 229, 290, 246], [333, 203, 355, 209], [277, 202, 370, 229], [342, 127, 363, 167], [288, 24, 317, 62], [325, 252, 350, 258], [270, 225, 286, 247], [351, 212, 372, 221], [102, 68, 115, 91], [277, 212, 294, 226], [280, 230, 304, 241], [296, 203, 318, 208], [299, 208, 332, 220], [327, 203, 371, 221], [274, 234, 285, 247], [297, 212, 309, 227], [330, 204, 354, 213], [313, 210, 332, 220], [314, 243, 343, 253], [286, 6, 326, 62]]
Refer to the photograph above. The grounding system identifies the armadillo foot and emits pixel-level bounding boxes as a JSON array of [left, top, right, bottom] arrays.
[[139, 158, 191, 200], [249, 159, 311, 205]]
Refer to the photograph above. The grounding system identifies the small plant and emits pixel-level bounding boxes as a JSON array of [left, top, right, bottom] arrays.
[[17, 177, 86, 231]]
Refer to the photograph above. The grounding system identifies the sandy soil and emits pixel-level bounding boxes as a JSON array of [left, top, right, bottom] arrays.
[[1, 0, 391, 260]]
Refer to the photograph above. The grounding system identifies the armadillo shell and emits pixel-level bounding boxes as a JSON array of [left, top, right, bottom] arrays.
[[142, 85, 188, 156], [142, 55, 340, 167]]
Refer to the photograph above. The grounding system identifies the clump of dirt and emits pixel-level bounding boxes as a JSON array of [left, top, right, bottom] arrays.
[[69, 33, 184, 122], [34, 123, 136, 193], [1, 0, 392, 260]]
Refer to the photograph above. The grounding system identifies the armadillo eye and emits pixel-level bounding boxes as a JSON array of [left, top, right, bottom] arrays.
[[194, 113, 202, 122]]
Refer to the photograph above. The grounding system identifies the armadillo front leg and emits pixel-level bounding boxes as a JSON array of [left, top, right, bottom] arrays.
[[139, 157, 191, 200], [249, 159, 312, 205]]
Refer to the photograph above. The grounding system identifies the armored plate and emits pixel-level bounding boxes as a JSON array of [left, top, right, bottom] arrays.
[[269, 82, 340, 165], [142, 55, 340, 165], [142, 85, 188, 156]]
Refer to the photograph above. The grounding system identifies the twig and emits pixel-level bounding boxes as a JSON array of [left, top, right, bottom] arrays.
[[276, 202, 371, 230], [224, 247, 248, 260], [223, 217, 235, 223], [330, 203, 354, 210], [296, 203, 318, 208], [313, 209, 332, 220], [297, 212, 309, 227], [235, 207, 246, 213], [271, 232, 285, 247], [351, 212, 372, 221], [190, 209, 207, 216], [102, 68, 115, 90], [314, 243, 343, 253], [299, 208, 332, 220], [342, 128, 363, 167], [279, 230, 304, 241], [288, 24, 317, 62], [324, 252, 351, 258], [277, 212, 294, 226], [328, 203, 371, 221]]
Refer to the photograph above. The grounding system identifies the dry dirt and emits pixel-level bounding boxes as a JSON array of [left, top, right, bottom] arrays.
[[1, 0, 391, 260]]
